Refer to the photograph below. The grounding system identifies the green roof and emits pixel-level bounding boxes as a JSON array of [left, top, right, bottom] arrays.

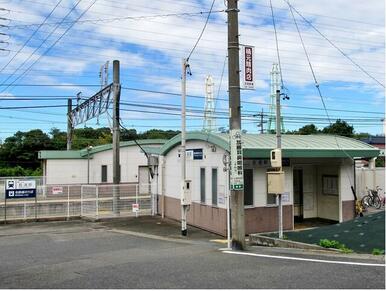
[[39, 139, 166, 159], [159, 132, 380, 158]]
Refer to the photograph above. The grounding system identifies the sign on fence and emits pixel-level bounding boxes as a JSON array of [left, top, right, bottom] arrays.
[[132, 203, 139, 213], [52, 186, 63, 195], [5, 179, 36, 199]]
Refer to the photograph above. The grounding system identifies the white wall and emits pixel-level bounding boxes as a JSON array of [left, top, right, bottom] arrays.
[[89, 146, 148, 183], [46, 159, 87, 184], [316, 165, 340, 221], [161, 141, 228, 208], [44, 144, 161, 185], [356, 167, 385, 198], [302, 165, 317, 219], [340, 160, 355, 201], [246, 163, 293, 208]]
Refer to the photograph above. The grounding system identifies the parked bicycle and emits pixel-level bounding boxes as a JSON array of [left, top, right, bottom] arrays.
[[361, 186, 382, 210]]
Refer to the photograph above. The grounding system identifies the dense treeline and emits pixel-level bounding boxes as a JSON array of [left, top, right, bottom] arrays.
[[0, 127, 180, 176], [0, 120, 382, 176]]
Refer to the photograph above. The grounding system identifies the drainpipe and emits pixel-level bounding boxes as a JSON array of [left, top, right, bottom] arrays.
[[161, 157, 166, 218]]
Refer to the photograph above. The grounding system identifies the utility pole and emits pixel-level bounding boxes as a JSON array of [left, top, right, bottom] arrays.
[[227, 0, 245, 250], [112, 60, 121, 215], [180, 58, 189, 236], [275, 89, 283, 239], [67, 98, 72, 150], [255, 108, 266, 134]]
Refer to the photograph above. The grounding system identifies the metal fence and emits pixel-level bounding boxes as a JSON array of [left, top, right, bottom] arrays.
[[81, 184, 153, 219], [0, 182, 153, 223]]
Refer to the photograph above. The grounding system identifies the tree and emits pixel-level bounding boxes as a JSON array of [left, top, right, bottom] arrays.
[[322, 119, 354, 137], [298, 124, 319, 135], [139, 129, 180, 140], [0, 129, 52, 169], [50, 128, 67, 150]]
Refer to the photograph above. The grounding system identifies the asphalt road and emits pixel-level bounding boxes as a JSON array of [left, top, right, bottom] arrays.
[[0, 220, 384, 289]]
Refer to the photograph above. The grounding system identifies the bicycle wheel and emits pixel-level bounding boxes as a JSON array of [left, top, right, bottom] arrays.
[[361, 195, 371, 209], [373, 196, 381, 209]]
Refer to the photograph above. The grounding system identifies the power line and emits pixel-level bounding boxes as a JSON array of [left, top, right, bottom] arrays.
[[0, 0, 84, 90], [186, 0, 216, 61], [284, 0, 385, 89], [120, 86, 385, 115], [0, 0, 64, 74], [1, 0, 98, 93], [8, 10, 225, 29]]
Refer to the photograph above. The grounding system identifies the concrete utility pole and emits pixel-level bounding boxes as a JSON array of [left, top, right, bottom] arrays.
[[275, 89, 283, 239], [67, 98, 73, 150], [112, 60, 121, 215], [181, 58, 188, 236], [227, 0, 245, 250], [255, 109, 266, 134]]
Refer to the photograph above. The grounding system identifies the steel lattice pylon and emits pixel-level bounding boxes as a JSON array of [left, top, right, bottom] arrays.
[[267, 63, 285, 133], [203, 75, 216, 132]]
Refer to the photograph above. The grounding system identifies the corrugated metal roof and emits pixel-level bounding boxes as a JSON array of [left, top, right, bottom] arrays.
[[39, 139, 166, 159], [159, 132, 380, 158]]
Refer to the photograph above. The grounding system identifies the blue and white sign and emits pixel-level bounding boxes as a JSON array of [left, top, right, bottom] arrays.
[[186, 148, 203, 160], [5, 179, 36, 199]]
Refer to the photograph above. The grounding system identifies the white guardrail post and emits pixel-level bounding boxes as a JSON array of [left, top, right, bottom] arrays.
[[136, 184, 139, 217], [96, 186, 99, 219], [80, 185, 83, 217], [67, 185, 70, 220]]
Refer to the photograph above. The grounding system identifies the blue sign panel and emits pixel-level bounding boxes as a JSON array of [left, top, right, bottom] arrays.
[[192, 149, 203, 160], [6, 189, 36, 199]]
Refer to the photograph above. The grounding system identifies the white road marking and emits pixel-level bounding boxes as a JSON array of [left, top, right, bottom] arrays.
[[223, 250, 385, 267]]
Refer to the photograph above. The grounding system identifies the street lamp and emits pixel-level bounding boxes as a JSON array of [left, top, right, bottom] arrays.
[[87, 145, 93, 184]]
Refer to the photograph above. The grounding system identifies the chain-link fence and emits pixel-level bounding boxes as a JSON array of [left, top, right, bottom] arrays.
[[0, 179, 154, 223]]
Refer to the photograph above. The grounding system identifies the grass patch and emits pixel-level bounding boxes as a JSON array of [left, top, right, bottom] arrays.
[[372, 248, 385, 255], [319, 239, 353, 253]]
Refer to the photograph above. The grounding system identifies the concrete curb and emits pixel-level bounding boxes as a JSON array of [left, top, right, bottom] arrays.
[[249, 234, 341, 253]]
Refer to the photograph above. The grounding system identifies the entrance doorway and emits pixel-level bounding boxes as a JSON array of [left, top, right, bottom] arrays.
[[243, 169, 253, 206], [293, 168, 303, 222]]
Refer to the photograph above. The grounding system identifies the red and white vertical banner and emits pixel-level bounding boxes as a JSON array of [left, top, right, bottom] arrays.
[[240, 45, 255, 90]]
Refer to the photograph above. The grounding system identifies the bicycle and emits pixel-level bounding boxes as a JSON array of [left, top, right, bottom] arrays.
[[361, 186, 382, 210]]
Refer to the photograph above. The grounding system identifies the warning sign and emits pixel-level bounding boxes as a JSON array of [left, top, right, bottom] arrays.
[[132, 203, 139, 213]]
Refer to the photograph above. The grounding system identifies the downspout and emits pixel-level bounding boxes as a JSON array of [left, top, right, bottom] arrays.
[[161, 157, 166, 218]]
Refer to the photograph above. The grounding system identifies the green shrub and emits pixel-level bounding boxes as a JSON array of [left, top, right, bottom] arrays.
[[372, 248, 385, 255], [319, 239, 353, 253], [319, 239, 340, 249]]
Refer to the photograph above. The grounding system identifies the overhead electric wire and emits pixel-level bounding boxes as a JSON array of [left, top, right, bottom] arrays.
[[121, 86, 384, 115], [1, 0, 98, 94], [0, 0, 64, 74], [0, 0, 85, 90], [8, 10, 225, 29], [284, 0, 385, 88], [0, 104, 67, 110], [269, 0, 285, 90], [186, 0, 216, 61]]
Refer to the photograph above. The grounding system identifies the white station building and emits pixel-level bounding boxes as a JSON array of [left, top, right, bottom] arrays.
[[39, 132, 380, 235]]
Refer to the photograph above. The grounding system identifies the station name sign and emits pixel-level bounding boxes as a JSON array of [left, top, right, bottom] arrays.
[[5, 179, 37, 199]]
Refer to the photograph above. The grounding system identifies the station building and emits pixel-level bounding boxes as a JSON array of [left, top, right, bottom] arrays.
[[39, 133, 380, 235]]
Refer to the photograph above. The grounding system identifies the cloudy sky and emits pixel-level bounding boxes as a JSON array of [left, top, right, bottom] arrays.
[[0, 0, 384, 140]]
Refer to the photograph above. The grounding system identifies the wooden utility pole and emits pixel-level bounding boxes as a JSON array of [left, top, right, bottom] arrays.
[[112, 60, 121, 215], [67, 98, 72, 150], [227, 0, 245, 250]]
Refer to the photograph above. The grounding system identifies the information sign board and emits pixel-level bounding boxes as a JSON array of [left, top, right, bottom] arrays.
[[5, 179, 36, 199]]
